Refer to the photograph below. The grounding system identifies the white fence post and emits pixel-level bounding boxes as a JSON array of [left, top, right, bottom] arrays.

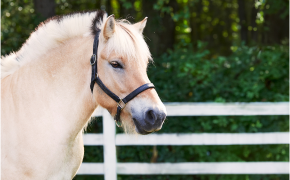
[[103, 110, 117, 180]]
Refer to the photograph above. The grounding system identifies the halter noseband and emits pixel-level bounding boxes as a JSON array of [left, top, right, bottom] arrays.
[[90, 30, 155, 127]]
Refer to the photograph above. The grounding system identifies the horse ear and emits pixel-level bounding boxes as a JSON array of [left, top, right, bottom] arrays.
[[103, 14, 115, 40], [133, 17, 148, 34]]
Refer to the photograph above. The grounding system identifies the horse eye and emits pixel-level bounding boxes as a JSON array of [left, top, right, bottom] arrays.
[[110, 61, 122, 69]]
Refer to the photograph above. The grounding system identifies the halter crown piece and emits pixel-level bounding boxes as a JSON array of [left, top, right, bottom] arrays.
[[90, 30, 155, 127]]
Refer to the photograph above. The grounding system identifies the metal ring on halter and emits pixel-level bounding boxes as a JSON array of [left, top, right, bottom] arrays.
[[90, 54, 97, 65], [117, 99, 126, 110]]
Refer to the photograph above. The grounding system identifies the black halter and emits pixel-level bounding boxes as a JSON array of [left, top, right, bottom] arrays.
[[90, 30, 155, 127]]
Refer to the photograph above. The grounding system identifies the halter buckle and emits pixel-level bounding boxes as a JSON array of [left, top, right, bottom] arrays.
[[117, 99, 126, 110], [115, 120, 122, 127], [90, 54, 97, 65]]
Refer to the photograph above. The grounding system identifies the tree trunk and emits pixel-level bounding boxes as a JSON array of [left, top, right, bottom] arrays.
[[105, 0, 112, 15], [190, 0, 202, 43], [238, 0, 248, 44], [250, 2, 258, 43], [159, 0, 177, 52], [142, 0, 177, 56], [33, 0, 55, 19]]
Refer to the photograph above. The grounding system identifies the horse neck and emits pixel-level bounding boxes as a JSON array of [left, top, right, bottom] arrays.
[[12, 36, 97, 139]]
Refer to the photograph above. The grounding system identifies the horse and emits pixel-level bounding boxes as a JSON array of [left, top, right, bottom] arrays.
[[1, 10, 167, 179]]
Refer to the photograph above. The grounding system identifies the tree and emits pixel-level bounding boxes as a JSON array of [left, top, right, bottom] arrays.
[[238, 0, 248, 44]]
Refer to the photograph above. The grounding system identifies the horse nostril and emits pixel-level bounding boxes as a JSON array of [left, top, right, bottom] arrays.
[[144, 109, 166, 125], [145, 110, 157, 124], [160, 112, 166, 122]]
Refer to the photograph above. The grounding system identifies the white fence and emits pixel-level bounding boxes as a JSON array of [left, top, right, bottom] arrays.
[[77, 102, 289, 179]]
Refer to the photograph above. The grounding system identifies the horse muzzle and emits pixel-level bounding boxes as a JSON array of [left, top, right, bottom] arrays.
[[133, 108, 166, 135]]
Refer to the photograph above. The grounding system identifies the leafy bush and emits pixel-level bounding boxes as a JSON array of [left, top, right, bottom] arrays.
[[149, 41, 289, 102], [1, 0, 44, 56]]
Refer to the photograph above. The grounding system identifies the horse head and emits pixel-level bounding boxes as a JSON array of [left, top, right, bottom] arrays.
[[92, 13, 167, 134]]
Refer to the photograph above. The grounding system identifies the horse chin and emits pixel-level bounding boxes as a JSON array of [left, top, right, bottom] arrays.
[[119, 117, 152, 135], [119, 117, 137, 134], [132, 118, 153, 135], [135, 127, 151, 135]]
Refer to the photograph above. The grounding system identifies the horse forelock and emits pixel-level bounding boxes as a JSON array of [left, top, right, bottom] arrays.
[[100, 21, 152, 67]]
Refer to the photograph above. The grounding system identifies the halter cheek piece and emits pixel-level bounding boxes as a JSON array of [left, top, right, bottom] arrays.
[[90, 30, 155, 127]]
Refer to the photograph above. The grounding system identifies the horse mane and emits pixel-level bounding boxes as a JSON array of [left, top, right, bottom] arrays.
[[1, 10, 106, 79], [1, 10, 151, 79]]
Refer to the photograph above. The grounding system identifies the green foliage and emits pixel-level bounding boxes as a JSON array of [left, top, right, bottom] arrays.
[[259, 0, 289, 19], [118, 145, 289, 163], [83, 146, 103, 162], [160, 116, 289, 134], [55, 0, 101, 15], [119, 0, 133, 9], [149, 41, 289, 102], [153, 0, 173, 14], [1, 0, 44, 56]]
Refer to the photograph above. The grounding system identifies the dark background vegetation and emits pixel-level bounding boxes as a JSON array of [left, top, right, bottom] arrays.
[[1, 0, 289, 179]]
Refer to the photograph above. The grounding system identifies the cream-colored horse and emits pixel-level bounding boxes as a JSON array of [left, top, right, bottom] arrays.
[[1, 10, 166, 179]]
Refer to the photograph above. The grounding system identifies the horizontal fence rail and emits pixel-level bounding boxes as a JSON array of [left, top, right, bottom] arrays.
[[78, 162, 290, 175], [83, 132, 289, 146], [165, 102, 289, 116], [78, 163, 104, 175], [77, 102, 290, 179], [91, 102, 289, 117]]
